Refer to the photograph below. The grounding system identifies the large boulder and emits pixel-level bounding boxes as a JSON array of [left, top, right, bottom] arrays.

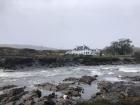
[[94, 81, 140, 103], [57, 83, 75, 91], [63, 75, 97, 85], [35, 82, 58, 91], [35, 82, 75, 92], [63, 86, 84, 97], [56, 98, 76, 105], [122, 76, 140, 82], [0, 85, 17, 91], [0, 84, 81, 105], [79, 75, 97, 85], [0, 87, 26, 104], [63, 77, 79, 83], [15, 89, 42, 105]]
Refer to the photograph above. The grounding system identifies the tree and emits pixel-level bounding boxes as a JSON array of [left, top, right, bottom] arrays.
[[104, 38, 134, 56]]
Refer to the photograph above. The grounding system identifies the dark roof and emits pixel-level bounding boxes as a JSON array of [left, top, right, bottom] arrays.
[[74, 45, 90, 51]]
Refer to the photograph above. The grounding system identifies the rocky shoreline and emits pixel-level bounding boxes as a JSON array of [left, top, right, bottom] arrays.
[[0, 56, 137, 70], [0, 46, 139, 70], [0, 75, 139, 105]]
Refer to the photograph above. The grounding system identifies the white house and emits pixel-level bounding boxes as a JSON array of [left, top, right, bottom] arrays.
[[66, 45, 100, 55]]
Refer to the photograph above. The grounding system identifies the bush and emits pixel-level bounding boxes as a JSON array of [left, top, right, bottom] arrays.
[[133, 51, 140, 62]]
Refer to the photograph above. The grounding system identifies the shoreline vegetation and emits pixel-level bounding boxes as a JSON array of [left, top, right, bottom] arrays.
[[0, 47, 139, 70], [1, 39, 140, 70]]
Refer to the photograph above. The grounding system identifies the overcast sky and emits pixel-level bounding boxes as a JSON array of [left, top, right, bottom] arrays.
[[0, 0, 140, 49]]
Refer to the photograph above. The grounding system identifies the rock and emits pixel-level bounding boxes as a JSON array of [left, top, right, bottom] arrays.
[[3, 87, 25, 96], [0, 87, 42, 105], [0, 85, 17, 91], [63, 75, 97, 85], [35, 82, 75, 92], [95, 81, 140, 103], [21, 89, 41, 101], [56, 98, 74, 105], [24, 100, 35, 105], [63, 77, 79, 82], [34, 89, 42, 98], [79, 75, 97, 85], [35, 82, 58, 91], [14, 89, 42, 105], [5, 102, 15, 105], [57, 83, 75, 91], [0, 75, 98, 104], [123, 76, 140, 82], [44, 100, 56, 105], [0, 87, 26, 104], [63, 86, 84, 97], [0, 84, 81, 105], [47, 93, 57, 100]]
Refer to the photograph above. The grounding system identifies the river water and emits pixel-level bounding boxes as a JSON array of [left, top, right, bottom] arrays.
[[0, 64, 140, 99]]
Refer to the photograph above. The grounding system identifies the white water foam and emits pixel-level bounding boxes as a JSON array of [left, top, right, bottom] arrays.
[[0, 72, 32, 78], [91, 70, 103, 76], [100, 67, 119, 71], [104, 77, 123, 82], [119, 68, 140, 73], [0, 70, 57, 78], [0, 65, 139, 87], [108, 72, 114, 75]]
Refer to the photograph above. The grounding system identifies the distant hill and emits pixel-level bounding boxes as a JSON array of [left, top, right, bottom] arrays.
[[0, 44, 57, 50]]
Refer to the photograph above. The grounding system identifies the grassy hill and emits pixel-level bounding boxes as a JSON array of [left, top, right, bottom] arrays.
[[0, 44, 57, 50]]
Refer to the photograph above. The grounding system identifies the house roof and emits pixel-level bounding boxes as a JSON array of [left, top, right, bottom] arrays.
[[74, 45, 90, 51]]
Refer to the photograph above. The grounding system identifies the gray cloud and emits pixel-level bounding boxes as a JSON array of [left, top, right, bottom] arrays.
[[0, 0, 140, 49]]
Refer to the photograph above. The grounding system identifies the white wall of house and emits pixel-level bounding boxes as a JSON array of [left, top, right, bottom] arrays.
[[65, 45, 100, 55], [66, 49, 98, 55]]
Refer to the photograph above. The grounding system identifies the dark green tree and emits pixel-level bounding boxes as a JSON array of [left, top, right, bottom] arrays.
[[104, 38, 134, 56]]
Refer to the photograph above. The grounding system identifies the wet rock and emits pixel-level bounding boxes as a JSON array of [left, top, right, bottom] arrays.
[[34, 89, 42, 98], [35, 82, 58, 91], [57, 83, 75, 91], [0, 85, 17, 91], [21, 89, 41, 101], [24, 100, 35, 105], [63, 75, 97, 85], [14, 89, 42, 105], [56, 98, 76, 105], [35, 82, 75, 92], [79, 75, 97, 85], [0, 84, 81, 105], [63, 77, 79, 82], [3, 87, 25, 96], [44, 100, 56, 105], [123, 76, 140, 82], [63, 86, 84, 97], [5, 102, 15, 105], [95, 81, 140, 103], [0, 75, 98, 104], [0, 87, 42, 105], [32, 93, 57, 105], [0, 87, 27, 104], [48, 93, 56, 98]]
